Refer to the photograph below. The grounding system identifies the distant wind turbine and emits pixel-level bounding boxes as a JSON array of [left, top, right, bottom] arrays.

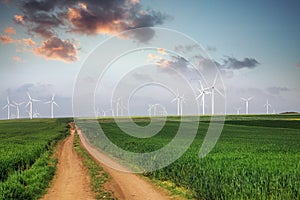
[[241, 97, 254, 114], [196, 81, 210, 115], [148, 104, 155, 116], [171, 89, 185, 116], [13, 101, 24, 119], [235, 107, 241, 115], [3, 97, 15, 120], [33, 109, 40, 118], [45, 94, 59, 118], [26, 92, 40, 119], [207, 74, 224, 115], [264, 99, 272, 114]]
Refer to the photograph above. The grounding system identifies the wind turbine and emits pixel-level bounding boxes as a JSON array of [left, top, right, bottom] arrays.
[[33, 109, 40, 118], [3, 97, 15, 119], [102, 110, 107, 117], [241, 97, 253, 114], [196, 81, 210, 115], [264, 99, 271, 114], [148, 104, 155, 116], [13, 101, 24, 119], [179, 95, 185, 116], [171, 89, 185, 116], [26, 92, 40, 119], [207, 74, 224, 115], [45, 94, 59, 118], [235, 107, 241, 115]]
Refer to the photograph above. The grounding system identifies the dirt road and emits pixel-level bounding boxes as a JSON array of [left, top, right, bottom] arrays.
[[41, 128, 94, 200], [78, 129, 170, 200]]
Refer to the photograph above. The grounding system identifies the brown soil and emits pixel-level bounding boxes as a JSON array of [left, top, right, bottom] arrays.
[[41, 127, 94, 200]]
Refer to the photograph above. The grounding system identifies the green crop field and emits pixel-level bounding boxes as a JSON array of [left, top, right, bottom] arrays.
[[80, 114, 300, 199], [0, 118, 70, 200]]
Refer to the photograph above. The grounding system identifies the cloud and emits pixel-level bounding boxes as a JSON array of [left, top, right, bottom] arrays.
[[206, 45, 217, 52], [8, 0, 169, 63], [174, 44, 198, 53], [157, 48, 167, 55], [296, 63, 300, 68], [22, 38, 36, 47], [14, 15, 24, 24], [12, 56, 22, 62], [14, 0, 169, 42], [0, 34, 15, 44], [222, 56, 260, 69], [4, 27, 16, 35], [266, 86, 290, 95], [34, 37, 78, 63]]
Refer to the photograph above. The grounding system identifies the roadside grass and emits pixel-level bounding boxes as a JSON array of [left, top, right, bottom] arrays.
[[0, 118, 70, 200], [73, 131, 115, 200]]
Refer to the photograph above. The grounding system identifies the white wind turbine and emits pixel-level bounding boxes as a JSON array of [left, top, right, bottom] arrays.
[[207, 74, 224, 115], [33, 109, 40, 118], [241, 97, 253, 114], [148, 104, 155, 116], [26, 92, 40, 119], [264, 99, 272, 114], [235, 107, 241, 115], [13, 101, 24, 119], [171, 90, 185, 116], [196, 81, 210, 115], [3, 97, 15, 120], [45, 94, 59, 118]]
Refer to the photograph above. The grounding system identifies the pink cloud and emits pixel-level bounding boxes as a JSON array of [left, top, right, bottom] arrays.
[[22, 38, 36, 47], [34, 37, 78, 63], [5, 27, 16, 35], [12, 56, 21, 62], [0, 34, 15, 44], [297, 63, 300, 68], [14, 15, 24, 24]]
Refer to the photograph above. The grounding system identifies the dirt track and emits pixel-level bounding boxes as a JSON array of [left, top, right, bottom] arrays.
[[41, 129, 94, 200], [41, 125, 171, 200], [78, 129, 170, 200]]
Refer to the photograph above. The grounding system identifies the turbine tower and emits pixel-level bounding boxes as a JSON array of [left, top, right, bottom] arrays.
[[13, 101, 24, 119], [3, 97, 15, 120], [264, 99, 271, 114], [196, 81, 210, 115], [241, 97, 253, 114], [45, 94, 59, 118], [207, 74, 224, 115], [26, 92, 39, 119]]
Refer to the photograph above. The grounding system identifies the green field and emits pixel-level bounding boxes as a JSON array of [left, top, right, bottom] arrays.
[[80, 114, 300, 199], [0, 118, 70, 200]]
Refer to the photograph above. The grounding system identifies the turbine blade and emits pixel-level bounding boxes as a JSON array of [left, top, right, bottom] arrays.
[[240, 97, 246, 101], [214, 87, 224, 97], [25, 101, 31, 107], [248, 96, 254, 101], [27, 92, 31, 100], [213, 73, 218, 86], [53, 102, 59, 107]]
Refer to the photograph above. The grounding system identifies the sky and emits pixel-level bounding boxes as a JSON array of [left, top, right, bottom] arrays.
[[0, 0, 299, 119]]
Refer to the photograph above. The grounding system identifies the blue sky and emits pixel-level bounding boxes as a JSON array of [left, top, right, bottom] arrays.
[[0, 0, 299, 119]]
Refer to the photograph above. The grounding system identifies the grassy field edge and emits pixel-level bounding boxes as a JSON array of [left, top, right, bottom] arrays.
[[73, 130, 115, 200]]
